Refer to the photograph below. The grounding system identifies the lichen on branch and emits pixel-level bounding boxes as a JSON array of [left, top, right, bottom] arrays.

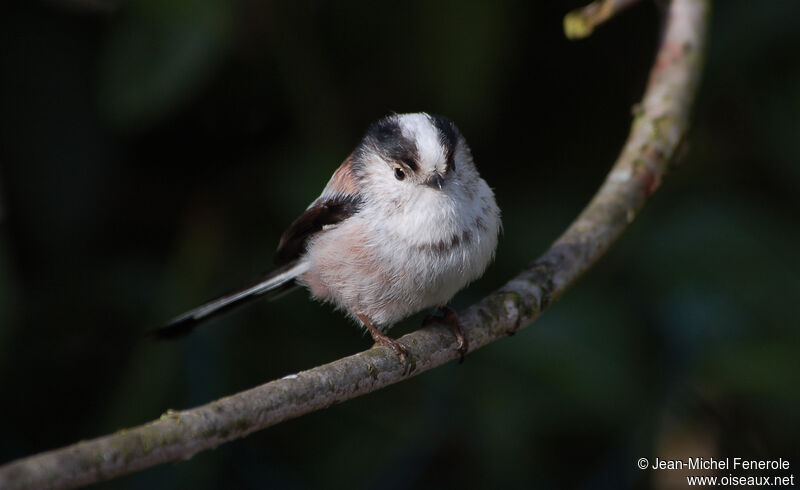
[[564, 0, 642, 40]]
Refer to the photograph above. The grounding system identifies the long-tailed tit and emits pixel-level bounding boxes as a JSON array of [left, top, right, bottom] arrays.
[[156, 113, 501, 367]]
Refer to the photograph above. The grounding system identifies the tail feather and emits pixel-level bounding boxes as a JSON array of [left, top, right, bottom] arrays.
[[152, 260, 309, 339]]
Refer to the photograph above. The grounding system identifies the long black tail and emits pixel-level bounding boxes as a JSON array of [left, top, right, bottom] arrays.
[[152, 261, 308, 339]]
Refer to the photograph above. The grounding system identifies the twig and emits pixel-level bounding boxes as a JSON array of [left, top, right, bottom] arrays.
[[564, 0, 641, 39], [0, 1, 709, 488]]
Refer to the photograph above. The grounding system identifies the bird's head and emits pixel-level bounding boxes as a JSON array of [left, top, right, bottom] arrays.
[[355, 113, 469, 195]]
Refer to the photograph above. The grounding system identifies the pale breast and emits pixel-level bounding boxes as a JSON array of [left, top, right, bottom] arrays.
[[300, 178, 500, 330]]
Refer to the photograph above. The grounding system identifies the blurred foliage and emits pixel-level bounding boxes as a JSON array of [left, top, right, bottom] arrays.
[[0, 0, 798, 489], [99, 0, 233, 128]]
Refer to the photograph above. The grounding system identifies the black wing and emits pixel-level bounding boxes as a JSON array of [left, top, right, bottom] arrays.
[[274, 193, 362, 266], [154, 160, 363, 340]]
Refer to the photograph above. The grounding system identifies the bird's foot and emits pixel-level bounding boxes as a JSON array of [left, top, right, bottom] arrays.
[[371, 333, 410, 373], [423, 306, 468, 363], [358, 314, 410, 373]]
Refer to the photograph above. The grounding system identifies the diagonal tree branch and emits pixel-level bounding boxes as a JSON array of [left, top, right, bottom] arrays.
[[0, 1, 709, 488]]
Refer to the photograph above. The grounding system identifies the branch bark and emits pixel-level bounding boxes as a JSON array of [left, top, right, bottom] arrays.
[[564, 0, 642, 39], [0, 1, 709, 488]]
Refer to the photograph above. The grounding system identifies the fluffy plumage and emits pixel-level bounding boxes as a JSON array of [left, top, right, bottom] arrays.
[[156, 113, 501, 344]]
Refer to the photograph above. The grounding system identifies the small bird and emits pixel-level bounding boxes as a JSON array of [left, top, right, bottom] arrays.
[[156, 113, 501, 367]]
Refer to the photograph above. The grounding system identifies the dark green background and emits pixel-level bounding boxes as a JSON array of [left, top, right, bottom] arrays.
[[1, 1, 798, 488]]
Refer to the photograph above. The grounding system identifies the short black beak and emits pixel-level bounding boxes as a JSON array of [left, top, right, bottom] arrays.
[[427, 174, 444, 190]]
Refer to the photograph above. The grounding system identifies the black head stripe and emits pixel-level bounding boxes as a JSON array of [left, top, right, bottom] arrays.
[[428, 114, 459, 172], [364, 116, 419, 171]]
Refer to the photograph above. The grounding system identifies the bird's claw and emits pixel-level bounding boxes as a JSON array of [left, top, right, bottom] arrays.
[[372, 336, 410, 374], [423, 306, 468, 363]]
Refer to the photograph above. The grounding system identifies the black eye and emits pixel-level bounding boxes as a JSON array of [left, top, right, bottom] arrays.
[[394, 166, 405, 181]]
